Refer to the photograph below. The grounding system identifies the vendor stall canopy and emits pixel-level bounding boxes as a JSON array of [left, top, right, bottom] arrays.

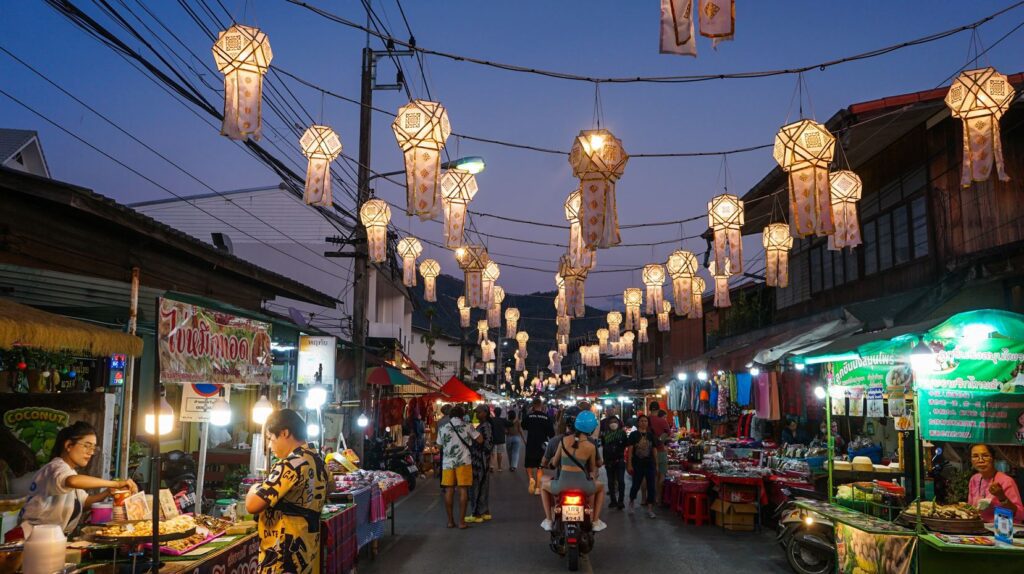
[[0, 298, 143, 356], [366, 365, 411, 386]]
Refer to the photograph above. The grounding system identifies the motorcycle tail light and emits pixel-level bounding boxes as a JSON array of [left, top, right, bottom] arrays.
[[567, 538, 578, 544], [562, 494, 583, 505]]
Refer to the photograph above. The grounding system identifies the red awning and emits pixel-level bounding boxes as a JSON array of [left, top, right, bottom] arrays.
[[439, 376, 482, 403]]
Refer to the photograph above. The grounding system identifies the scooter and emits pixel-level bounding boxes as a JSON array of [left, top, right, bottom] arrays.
[[549, 489, 595, 572], [363, 435, 419, 491], [775, 487, 834, 574]]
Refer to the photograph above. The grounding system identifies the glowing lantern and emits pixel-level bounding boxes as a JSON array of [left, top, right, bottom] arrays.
[[481, 339, 496, 362], [558, 336, 568, 356], [439, 168, 478, 248], [828, 171, 863, 250], [596, 328, 610, 354], [622, 332, 636, 355], [396, 237, 423, 287], [554, 273, 567, 318], [762, 223, 793, 288], [482, 261, 501, 309], [708, 260, 731, 308], [393, 100, 451, 219], [690, 277, 705, 319], [488, 286, 505, 328], [774, 119, 836, 237], [299, 125, 342, 207], [708, 194, 744, 275], [638, 317, 650, 343], [457, 296, 471, 328], [516, 331, 530, 365], [478, 320, 489, 347], [515, 349, 525, 372], [642, 264, 666, 314], [564, 189, 597, 269], [212, 24, 272, 141], [549, 350, 563, 374], [624, 288, 643, 331], [698, 0, 734, 46], [666, 250, 698, 317], [419, 259, 441, 302], [505, 307, 520, 338], [946, 68, 1015, 186], [359, 199, 391, 263], [607, 311, 623, 343], [559, 255, 589, 318], [658, 300, 671, 332], [569, 129, 628, 249], [456, 245, 489, 309], [557, 315, 571, 338]]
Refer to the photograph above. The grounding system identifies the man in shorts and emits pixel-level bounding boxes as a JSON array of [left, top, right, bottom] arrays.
[[523, 398, 554, 494], [648, 402, 672, 505], [437, 405, 483, 528], [491, 406, 508, 471]]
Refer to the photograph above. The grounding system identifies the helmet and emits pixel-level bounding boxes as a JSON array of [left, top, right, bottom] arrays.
[[574, 410, 598, 435]]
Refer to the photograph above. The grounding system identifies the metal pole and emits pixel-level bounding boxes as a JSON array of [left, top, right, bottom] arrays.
[[195, 422, 209, 516], [117, 266, 140, 478], [150, 296, 162, 573]]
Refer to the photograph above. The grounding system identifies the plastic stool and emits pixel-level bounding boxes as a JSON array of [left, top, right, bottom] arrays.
[[682, 492, 711, 526], [674, 486, 688, 516]]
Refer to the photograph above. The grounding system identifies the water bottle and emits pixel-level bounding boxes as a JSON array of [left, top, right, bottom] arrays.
[[22, 524, 66, 574]]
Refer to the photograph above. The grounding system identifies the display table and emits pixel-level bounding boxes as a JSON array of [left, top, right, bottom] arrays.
[[321, 505, 357, 574], [918, 533, 1024, 570], [796, 500, 917, 574], [706, 473, 768, 505]]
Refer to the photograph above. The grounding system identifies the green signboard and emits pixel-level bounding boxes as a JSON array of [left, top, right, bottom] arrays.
[[918, 388, 1024, 445]]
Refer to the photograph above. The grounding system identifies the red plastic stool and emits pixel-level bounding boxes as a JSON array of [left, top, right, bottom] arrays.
[[673, 485, 687, 516], [682, 492, 711, 526]]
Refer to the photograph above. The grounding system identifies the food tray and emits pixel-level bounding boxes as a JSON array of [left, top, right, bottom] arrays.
[[148, 529, 225, 555], [897, 512, 989, 534], [82, 521, 197, 545]]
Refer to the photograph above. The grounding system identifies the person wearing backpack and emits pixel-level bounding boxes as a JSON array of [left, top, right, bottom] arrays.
[[437, 405, 483, 529]]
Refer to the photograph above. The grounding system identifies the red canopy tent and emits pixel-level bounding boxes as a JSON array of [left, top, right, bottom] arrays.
[[439, 376, 483, 403]]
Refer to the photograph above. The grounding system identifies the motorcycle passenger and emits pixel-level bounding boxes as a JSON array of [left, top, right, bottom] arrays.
[[540, 410, 607, 532]]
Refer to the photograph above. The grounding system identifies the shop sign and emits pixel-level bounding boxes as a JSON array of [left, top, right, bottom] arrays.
[[158, 298, 272, 386], [866, 384, 885, 417], [297, 335, 336, 388], [180, 383, 232, 423], [918, 388, 1024, 445], [3, 407, 69, 466], [835, 523, 915, 574]]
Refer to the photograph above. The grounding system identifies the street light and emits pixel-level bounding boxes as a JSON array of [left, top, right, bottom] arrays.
[[368, 156, 486, 182]]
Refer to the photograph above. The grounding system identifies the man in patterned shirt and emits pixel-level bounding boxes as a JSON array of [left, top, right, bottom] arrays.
[[437, 405, 483, 528], [246, 409, 327, 574]]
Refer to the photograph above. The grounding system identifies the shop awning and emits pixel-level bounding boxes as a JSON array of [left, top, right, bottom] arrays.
[[439, 376, 483, 402], [752, 315, 863, 365], [0, 298, 143, 356], [800, 317, 944, 364], [366, 366, 411, 386]]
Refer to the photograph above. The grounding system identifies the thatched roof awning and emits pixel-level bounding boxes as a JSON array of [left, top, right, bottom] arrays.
[[0, 298, 144, 356]]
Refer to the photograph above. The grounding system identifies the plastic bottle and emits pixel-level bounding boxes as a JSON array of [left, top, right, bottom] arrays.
[[22, 523, 66, 574]]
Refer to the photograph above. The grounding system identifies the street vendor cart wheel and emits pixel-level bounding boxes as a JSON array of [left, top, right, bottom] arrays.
[[785, 531, 833, 574]]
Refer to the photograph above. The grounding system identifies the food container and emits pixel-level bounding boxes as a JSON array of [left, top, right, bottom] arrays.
[[112, 489, 132, 507], [832, 460, 852, 471], [22, 524, 66, 574], [90, 502, 113, 524], [851, 456, 874, 472]]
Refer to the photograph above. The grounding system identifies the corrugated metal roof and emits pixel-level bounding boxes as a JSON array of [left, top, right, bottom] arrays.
[[0, 128, 37, 163]]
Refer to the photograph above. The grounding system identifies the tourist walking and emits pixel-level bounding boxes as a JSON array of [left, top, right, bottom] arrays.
[[626, 414, 659, 518], [491, 406, 507, 471], [466, 405, 494, 523], [601, 414, 627, 509], [506, 410, 524, 471], [436, 404, 451, 483], [437, 405, 482, 529], [648, 402, 671, 505], [523, 398, 555, 494]]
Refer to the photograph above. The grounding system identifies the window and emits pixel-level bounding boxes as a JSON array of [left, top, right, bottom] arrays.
[[845, 248, 859, 282], [912, 196, 929, 258], [880, 179, 902, 211], [878, 213, 893, 271], [822, 245, 834, 290], [810, 246, 823, 294], [864, 220, 878, 275], [893, 205, 910, 265], [833, 249, 846, 286]]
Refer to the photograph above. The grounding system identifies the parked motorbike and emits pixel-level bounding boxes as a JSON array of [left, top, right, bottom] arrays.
[[162, 450, 198, 514], [775, 487, 834, 574], [548, 489, 595, 572], [363, 435, 419, 491]]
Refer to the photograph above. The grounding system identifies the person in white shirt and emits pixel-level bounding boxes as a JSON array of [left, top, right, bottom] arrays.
[[436, 405, 482, 529], [18, 421, 138, 537]]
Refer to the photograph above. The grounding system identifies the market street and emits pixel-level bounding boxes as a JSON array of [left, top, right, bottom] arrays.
[[362, 468, 791, 574]]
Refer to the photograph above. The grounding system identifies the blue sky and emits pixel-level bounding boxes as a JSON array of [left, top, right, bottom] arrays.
[[1, 1, 1022, 306]]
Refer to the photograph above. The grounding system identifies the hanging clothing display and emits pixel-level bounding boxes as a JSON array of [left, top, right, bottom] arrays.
[[769, 371, 781, 421], [755, 372, 771, 419], [735, 373, 752, 406]]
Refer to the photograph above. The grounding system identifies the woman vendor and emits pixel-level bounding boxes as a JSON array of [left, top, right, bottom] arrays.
[[17, 421, 138, 537], [968, 443, 1024, 523]]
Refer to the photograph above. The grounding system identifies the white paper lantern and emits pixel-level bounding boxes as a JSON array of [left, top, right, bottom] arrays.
[[642, 264, 666, 314], [556, 315, 571, 338], [548, 350, 563, 374], [569, 129, 628, 249], [762, 223, 793, 288], [624, 288, 643, 331], [516, 331, 530, 370], [708, 194, 744, 275], [505, 307, 520, 338], [299, 125, 342, 207], [514, 349, 525, 372], [596, 328, 609, 354], [477, 319, 490, 344], [698, 0, 734, 45], [457, 296, 471, 328], [638, 317, 650, 344], [658, 300, 671, 332], [481, 339, 496, 362], [559, 255, 589, 318], [482, 261, 500, 309], [212, 24, 272, 141], [708, 259, 731, 308], [564, 189, 597, 269], [420, 259, 441, 302], [946, 67, 1015, 186], [774, 119, 836, 237], [456, 245, 490, 309], [439, 168, 479, 248], [666, 250, 698, 317], [393, 100, 451, 220], [558, 336, 568, 356], [396, 237, 423, 287], [828, 171, 863, 251], [607, 311, 623, 343], [690, 277, 706, 319], [359, 199, 391, 263], [488, 285, 505, 329], [622, 332, 636, 355]]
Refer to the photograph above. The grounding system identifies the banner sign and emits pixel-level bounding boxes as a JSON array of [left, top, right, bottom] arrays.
[[158, 298, 272, 386], [180, 383, 232, 423], [835, 523, 915, 574], [866, 384, 885, 417], [918, 388, 1024, 445], [298, 335, 336, 388]]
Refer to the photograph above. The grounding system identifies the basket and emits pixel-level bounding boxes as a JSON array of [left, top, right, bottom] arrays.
[[897, 512, 989, 534]]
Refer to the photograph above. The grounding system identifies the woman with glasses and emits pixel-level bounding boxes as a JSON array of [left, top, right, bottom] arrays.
[[968, 443, 1024, 523], [17, 421, 138, 537]]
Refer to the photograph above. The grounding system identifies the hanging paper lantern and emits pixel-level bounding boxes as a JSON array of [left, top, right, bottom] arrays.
[[488, 286, 505, 329], [596, 328, 610, 354], [212, 24, 272, 141], [946, 68, 1015, 186], [690, 277, 706, 319], [299, 125, 342, 207], [658, 300, 671, 332], [708, 194, 744, 275], [708, 260, 731, 308], [505, 307, 520, 338], [554, 273, 567, 318], [622, 332, 636, 355], [515, 349, 525, 372], [638, 317, 650, 343], [607, 311, 623, 343], [698, 0, 734, 47], [828, 171, 863, 251], [481, 339, 496, 362], [516, 331, 530, 363], [457, 296, 471, 328], [666, 250, 698, 317], [482, 261, 501, 309], [396, 237, 423, 287], [456, 245, 490, 309], [564, 189, 597, 269], [477, 320, 490, 344], [419, 259, 440, 302], [774, 119, 836, 237], [624, 288, 643, 331], [569, 129, 628, 249], [558, 336, 568, 356], [642, 264, 666, 314], [762, 223, 794, 288], [393, 100, 451, 220], [439, 168, 479, 248], [660, 0, 696, 56], [548, 350, 562, 374], [559, 255, 589, 318], [359, 199, 391, 263], [556, 315, 571, 338]]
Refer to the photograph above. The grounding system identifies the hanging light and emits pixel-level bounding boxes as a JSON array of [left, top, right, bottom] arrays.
[[298, 125, 343, 207], [666, 250, 698, 317], [774, 119, 836, 237], [558, 335, 569, 356], [813, 386, 826, 399], [607, 311, 623, 343], [657, 300, 671, 332], [708, 259, 731, 308], [307, 423, 321, 438], [488, 286, 505, 329], [622, 332, 636, 355], [596, 328, 610, 354], [946, 68, 1015, 186], [419, 259, 441, 302], [796, 363, 806, 371], [393, 100, 451, 220], [909, 338, 936, 377], [564, 189, 597, 269], [569, 129, 628, 249], [624, 288, 643, 331], [638, 317, 650, 344], [559, 255, 589, 318], [749, 366, 761, 377], [828, 171, 863, 251], [356, 413, 369, 428], [481, 339, 496, 362], [554, 273, 567, 319], [457, 296, 471, 328], [482, 261, 501, 309], [439, 168, 478, 248], [144, 386, 174, 436], [477, 319, 490, 344], [212, 24, 272, 141], [515, 331, 530, 371], [642, 264, 666, 315], [548, 350, 562, 374], [305, 384, 328, 409], [676, 372, 687, 382], [210, 392, 232, 427], [505, 307, 520, 338], [252, 394, 274, 425], [456, 245, 490, 309], [690, 276, 706, 319], [762, 223, 794, 288], [708, 193, 744, 275], [396, 237, 423, 287], [697, 370, 708, 381], [359, 199, 391, 263]]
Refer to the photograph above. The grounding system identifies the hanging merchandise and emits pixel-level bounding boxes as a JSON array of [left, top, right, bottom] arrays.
[[554, 273, 567, 318], [482, 261, 501, 309], [420, 259, 441, 302], [569, 129, 629, 249], [488, 286, 505, 328], [666, 250, 698, 317], [564, 189, 597, 269], [657, 300, 671, 332], [212, 24, 272, 141], [607, 311, 623, 343], [708, 260, 731, 308], [638, 317, 650, 343], [946, 67, 1015, 186], [456, 245, 490, 308], [774, 119, 837, 237], [299, 125, 342, 207], [762, 223, 793, 288], [698, 0, 735, 47], [659, 0, 697, 57], [708, 193, 744, 275], [359, 199, 391, 263], [828, 170, 863, 250], [642, 264, 666, 314], [559, 255, 589, 318], [505, 307, 520, 337], [396, 237, 423, 287], [690, 276, 706, 319], [624, 288, 643, 331], [596, 328, 610, 354], [439, 168, 479, 248], [481, 339, 496, 362], [457, 296, 471, 328], [393, 100, 451, 220]]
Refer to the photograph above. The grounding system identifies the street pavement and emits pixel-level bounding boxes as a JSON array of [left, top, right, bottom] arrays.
[[360, 463, 793, 574]]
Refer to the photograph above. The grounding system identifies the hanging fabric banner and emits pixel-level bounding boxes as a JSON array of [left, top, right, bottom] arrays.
[[660, 0, 697, 57], [698, 0, 734, 48]]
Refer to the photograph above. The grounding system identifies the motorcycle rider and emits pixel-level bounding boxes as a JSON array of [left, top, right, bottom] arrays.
[[539, 409, 607, 532]]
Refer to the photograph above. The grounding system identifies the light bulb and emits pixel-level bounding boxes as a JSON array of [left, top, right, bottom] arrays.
[[252, 395, 274, 425], [814, 386, 826, 400], [749, 367, 761, 377], [795, 363, 806, 371], [588, 134, 605, 151], [676, 372, 686, 382], [663, 385, 670, 393], [305, 385, 327, 409], [144, 393, 174, 436], [210, 397, 232, 427], [455, 247, 467, 260], [356, 413, 369, 428], [307, 423, 320, 438], [909, 340, 936, 376], [697, 371, 708, 381], [603, 399, 612, 406]]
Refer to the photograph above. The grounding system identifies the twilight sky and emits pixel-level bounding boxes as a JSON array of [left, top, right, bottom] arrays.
[[1, 1, 1022, 308]]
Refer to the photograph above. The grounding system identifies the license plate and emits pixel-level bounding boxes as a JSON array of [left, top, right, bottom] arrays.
[[562, 505, 584, 522], [407, 464, 419, 474]]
